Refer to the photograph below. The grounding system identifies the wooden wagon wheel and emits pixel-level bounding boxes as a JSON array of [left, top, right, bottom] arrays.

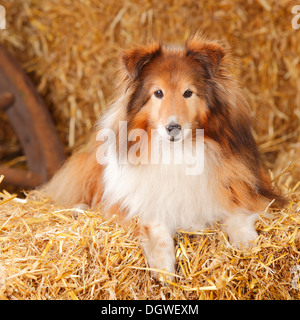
[[0, 44, 65, 188]]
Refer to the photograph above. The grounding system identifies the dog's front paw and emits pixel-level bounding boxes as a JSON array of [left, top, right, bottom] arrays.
[[228, 229, 258, 248], [223, 212, 259, 249], [140, 222, 175, 282], [147, 253, 175, 282]]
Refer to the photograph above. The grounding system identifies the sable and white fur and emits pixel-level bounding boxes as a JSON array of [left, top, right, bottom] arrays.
[[41, 35, 286, 279]]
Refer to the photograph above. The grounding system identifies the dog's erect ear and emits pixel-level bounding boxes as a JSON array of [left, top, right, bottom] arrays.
[[122, 42, 161, 80], [185, 36, 225, 77]]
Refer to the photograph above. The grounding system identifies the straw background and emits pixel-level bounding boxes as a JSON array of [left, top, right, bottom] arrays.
[[0, 0, 299, 300]]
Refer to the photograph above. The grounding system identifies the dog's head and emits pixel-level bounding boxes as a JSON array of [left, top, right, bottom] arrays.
[[121, 35, 227, 143]]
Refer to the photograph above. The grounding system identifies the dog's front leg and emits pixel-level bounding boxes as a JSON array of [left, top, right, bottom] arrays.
[[140, 222, 175, 281]]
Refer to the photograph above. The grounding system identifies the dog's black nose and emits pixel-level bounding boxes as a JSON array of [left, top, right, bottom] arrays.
[[165, 123, 181, 136]]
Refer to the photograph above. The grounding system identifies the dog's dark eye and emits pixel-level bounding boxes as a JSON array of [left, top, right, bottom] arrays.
[[183, 90, 193, 98], [154, 90, 164, 99]]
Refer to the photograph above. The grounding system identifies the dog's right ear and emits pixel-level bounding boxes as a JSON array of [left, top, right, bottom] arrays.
[[122, 42, 161, 80]]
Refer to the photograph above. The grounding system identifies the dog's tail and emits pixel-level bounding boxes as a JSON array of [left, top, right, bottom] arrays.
[[257, 168, 289, 209], [39, 149, 103, 207]]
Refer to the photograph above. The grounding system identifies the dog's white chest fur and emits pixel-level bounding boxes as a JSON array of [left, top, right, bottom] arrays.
[[102, 158, 225, 233]]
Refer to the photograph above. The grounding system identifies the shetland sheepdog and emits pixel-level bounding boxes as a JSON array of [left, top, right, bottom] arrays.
[[41, 34, 286, 279]]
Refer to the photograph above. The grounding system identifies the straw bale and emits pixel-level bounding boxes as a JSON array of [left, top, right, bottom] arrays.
[[0, 0, 299, 299], [0, 183, 299, 300]]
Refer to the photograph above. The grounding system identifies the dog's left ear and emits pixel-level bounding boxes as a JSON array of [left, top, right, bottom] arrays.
[[185, 36, 225, 77], [122, 42, 161, 80]]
